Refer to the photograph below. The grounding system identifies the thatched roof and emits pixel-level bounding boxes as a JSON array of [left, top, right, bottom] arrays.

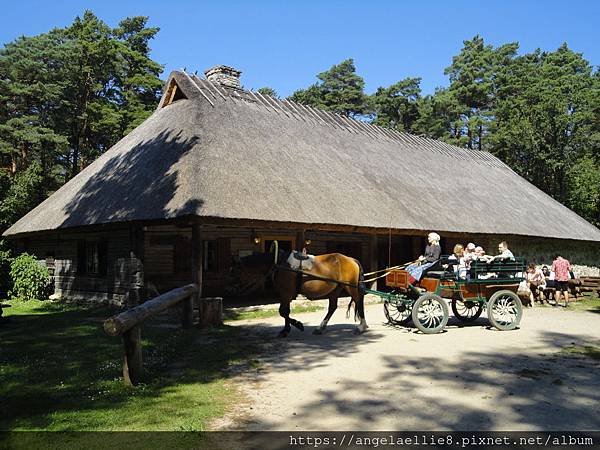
[[5, 69, 600, 242]]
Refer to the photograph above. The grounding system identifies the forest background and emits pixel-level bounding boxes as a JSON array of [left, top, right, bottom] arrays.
[[1, 10, 598, 246]]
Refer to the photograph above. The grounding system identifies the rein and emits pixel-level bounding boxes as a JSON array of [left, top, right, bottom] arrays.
[[362, 260, 419, 284], [274, 264, 362, 290]]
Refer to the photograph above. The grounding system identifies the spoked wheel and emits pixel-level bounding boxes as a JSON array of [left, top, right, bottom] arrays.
[[384, 298, 412, 325], [411, 293, 449, 334], [487, 290, 523, 331], [451, 297, 484, 322]]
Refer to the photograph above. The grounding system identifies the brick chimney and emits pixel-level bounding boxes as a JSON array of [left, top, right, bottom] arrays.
[[204, 65, 242, 89]]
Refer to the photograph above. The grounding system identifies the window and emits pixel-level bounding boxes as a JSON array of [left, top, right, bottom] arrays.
[[77, 240, 108, 276], [203, 240, 217, 272]]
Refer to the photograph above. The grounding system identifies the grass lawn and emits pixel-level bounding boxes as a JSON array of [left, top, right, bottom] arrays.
[[0, 300, 263, 433], [567, 295, 600, 312], [223, 303, 323, 321]]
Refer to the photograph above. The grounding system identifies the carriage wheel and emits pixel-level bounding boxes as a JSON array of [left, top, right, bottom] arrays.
[[384, 298, 412, 325], [451, 297, 483, 322], [411, 293, 449, 334], [487, 290, 522, 331]]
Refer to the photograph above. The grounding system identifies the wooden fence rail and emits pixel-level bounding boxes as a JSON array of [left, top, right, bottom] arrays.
[[103, 283, 199, 385]]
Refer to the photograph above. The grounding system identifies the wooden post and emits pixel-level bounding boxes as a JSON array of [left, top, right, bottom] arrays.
[[410, 236, 421, 260], [369, 234, 378, 290], [128, 225, 145, 308], [103, 284, 199, 386], [191, 224, 203, 327], [122, 326, 142, 386], [296, 229, 306, 251], [198, 297, 223, 328]]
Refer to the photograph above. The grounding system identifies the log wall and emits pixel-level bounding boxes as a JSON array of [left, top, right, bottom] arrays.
[[16, 220, 600, 305], [18, 228, 136, 305]]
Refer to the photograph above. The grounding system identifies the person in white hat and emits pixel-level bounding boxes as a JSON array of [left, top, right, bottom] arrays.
[[463, 242, 477, 276]]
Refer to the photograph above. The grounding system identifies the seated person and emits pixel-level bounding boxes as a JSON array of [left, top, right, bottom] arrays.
[[526, 263, 545, 305], [447, 244, 467, 279], [478, 241, 515, 264], [474, 246, 486, 260], [538, 265, 556, 301], [406, 232, 441, 282], [462, 243, 477, 277]]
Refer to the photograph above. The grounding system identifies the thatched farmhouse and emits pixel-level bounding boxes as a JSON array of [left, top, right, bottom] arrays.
[[4, 65, 600, 304]]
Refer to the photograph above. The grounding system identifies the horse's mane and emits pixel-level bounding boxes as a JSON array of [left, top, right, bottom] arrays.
[[241, 250, 289, 267], [241, 251, 275, 267]]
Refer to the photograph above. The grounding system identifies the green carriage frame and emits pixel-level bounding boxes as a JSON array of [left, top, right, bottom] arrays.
[[368, 256, 526, 334]]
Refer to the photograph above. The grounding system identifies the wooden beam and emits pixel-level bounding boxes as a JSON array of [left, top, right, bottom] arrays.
[[191, 224, 203, 327], [103, 284, 198, 336], [411, 236, 422, 260], [369, 234, 378, 289], [296, 229, 306, 251]]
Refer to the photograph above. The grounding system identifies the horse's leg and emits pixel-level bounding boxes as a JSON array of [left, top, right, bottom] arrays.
[[288, 316, 305, 332], [278, 300, 292, 338], [349, 286, 368, 334], [313, 289, 340, 335]]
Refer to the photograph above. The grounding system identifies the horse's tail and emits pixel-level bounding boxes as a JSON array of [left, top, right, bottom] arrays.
[[346, 258, 365, 322]]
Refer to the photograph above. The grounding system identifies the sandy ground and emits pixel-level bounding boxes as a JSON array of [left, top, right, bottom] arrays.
[[215, 299, 600, 431]]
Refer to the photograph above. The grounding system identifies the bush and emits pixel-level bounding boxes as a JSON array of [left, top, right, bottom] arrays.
[[9, 253, 49, 301]]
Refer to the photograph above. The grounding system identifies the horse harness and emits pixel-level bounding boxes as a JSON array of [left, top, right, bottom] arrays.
[[273, 251, 361, 294]]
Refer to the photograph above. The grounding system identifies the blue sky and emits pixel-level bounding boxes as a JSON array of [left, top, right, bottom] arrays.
[[1, 0, 599, 96]]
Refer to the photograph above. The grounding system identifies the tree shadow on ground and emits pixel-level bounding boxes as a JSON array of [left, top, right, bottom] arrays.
[[0, 304, 266, 431], [250, 328, 600, 430]]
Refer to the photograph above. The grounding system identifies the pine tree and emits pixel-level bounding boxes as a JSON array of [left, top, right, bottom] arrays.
[[289, 59, 369, 117]]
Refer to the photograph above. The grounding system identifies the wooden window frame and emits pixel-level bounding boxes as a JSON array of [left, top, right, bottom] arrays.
[[77, 240, 108, 277]]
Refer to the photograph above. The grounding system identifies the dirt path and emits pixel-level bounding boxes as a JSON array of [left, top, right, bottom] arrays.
[[217, 301, 600, 431]]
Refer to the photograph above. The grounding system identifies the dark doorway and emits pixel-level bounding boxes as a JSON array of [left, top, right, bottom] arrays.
[[326, 241, 362, 261]]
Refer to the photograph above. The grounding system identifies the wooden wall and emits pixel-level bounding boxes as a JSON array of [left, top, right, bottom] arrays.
[[17, 221, 598, 305], [18, 228, 135, 305]]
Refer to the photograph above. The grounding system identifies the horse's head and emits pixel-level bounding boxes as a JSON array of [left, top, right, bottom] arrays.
[[228, 251, 279, 295]]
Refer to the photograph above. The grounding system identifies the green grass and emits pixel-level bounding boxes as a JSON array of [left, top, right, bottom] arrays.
[[0, 299, 262, 433], [560, 344, 600, 360], [223, 303, 323, 321], [568, 295, 600, 312]]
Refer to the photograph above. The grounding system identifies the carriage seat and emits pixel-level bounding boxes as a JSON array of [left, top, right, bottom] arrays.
[[470, 257, 525, 280], [424, 271, 445, 279], [421, 258, 454, 279]]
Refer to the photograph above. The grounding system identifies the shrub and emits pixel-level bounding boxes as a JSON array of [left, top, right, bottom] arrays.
[[9, 253, 49, 301]]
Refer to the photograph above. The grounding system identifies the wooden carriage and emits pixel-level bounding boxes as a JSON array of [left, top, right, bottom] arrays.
[[377, 257, 526, 334]]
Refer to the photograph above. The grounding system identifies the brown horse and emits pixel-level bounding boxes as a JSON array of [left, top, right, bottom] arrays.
[[233, 251, 368, 337]]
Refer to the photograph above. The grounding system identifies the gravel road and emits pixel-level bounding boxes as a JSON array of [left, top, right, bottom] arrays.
[[217, 300, 600, 431]]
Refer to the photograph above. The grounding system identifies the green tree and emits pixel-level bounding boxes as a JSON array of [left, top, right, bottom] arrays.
[[0, 10, 163, 232], [443, 36, 519, 150], [0, 162, 44, 230], [290, 59, 369, 117], [257, 87, 278, 98], [413, 89, 467, 144], [371, 78, 422, 132], [568, 156, 600, 226], [491, 44, 598, 204]]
